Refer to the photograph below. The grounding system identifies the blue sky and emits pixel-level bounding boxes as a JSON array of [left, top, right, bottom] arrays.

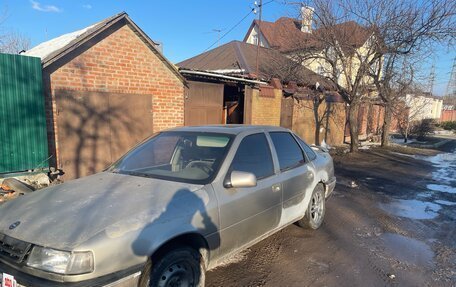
[[2, 0, 454, 96]]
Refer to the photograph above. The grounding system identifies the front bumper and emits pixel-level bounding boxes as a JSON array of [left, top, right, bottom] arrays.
[[325, 177, 336, 198], [0, 260, 142, 287]]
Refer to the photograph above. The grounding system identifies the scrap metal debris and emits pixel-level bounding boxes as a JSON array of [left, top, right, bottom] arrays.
[[350, 181, 358, 188], [0, 178, 34, 203]]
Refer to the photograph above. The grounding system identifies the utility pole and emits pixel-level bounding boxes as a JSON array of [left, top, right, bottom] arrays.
[[255, 0, 263, 80], [445, 57, 456, 97], [428, 63, 435, 95]]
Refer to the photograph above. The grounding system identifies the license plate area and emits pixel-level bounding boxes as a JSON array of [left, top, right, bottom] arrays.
[[1, 273, 17, 287]]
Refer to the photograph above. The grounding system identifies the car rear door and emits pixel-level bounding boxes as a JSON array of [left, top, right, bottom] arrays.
[[212, 132, 282, 258], [268, 131, 316, 225]]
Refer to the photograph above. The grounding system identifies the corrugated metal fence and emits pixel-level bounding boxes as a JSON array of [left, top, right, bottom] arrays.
[[0, 53, 48, 174]]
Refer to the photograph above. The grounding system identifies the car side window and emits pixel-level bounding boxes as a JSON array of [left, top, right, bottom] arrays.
[[296, 136, 317, 161], [230, 133, 274, 180], [269, 132, 305, 171]]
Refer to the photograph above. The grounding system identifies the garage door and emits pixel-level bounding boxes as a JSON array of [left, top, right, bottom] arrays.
[[55, 90, 153, 179]]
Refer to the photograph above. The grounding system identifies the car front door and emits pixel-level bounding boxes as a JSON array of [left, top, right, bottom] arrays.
[[269, 132, 316, 225], [212, 132, 282, 258]]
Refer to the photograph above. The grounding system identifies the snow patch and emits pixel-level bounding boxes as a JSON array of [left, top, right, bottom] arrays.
[[379, 199, 441, 220], [427, 184, 456, 194], [423, 152, 456, 186], [24, 23, 99, 60], [434, 199, 456, 206]]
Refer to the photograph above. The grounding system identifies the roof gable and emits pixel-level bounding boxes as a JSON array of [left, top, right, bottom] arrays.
[[243, 17, 372, 53], [24, 12, 184, 83]]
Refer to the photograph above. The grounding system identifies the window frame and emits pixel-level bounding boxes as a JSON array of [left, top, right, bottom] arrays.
[[268, 131, 307, 172], [292, 133, 317, 162], [226, 132, 276, 182]]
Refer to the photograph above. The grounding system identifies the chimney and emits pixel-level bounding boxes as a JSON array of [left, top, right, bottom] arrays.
[[300, 6, 314, 33]]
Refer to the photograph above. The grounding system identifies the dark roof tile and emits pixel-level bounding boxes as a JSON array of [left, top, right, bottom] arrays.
[[177, 40, 334, 90]]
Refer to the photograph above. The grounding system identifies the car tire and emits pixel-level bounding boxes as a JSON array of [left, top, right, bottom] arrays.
[[297, 183, 325, 229], [138, 247, 205, 287]]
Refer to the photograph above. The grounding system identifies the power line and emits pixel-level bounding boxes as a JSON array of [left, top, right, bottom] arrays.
[[256, 0, 263, 79], [202, 0, 276, 53], [193, 1, 277, 71], [203, 8, 255, 52]]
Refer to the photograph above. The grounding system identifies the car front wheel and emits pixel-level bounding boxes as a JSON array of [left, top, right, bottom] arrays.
[[138, 247, 205, 287], [297, 183, 326, 229]]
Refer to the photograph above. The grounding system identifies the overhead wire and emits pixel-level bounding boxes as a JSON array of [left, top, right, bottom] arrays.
[[195, 0, 276, 71]]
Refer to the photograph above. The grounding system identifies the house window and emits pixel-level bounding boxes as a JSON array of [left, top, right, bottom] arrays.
[[252, 34, 258, 45], [317, 65, 324, 76]]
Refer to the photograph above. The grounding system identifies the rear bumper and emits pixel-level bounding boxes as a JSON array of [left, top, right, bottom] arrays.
[[325, 177, 336, 198], [0, 260, 141, 287]]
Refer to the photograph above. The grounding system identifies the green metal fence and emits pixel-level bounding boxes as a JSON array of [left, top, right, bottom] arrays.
[[0, 53, 49, 174]]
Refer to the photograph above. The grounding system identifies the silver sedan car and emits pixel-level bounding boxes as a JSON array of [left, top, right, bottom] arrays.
[[0, 125, 335, 287]]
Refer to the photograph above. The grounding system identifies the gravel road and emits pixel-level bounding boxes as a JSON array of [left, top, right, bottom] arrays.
[[206, 142, 456, 287]]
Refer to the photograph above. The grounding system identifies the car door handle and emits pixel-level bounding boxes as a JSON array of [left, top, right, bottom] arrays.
[[307, 171, 314, 180], [272, 184, 281, 192]]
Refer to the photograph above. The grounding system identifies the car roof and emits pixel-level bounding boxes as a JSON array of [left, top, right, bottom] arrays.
[[167, 125, 290, 135]]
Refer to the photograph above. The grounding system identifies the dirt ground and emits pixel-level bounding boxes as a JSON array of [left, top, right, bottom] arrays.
[[206, 140, 456, 287]]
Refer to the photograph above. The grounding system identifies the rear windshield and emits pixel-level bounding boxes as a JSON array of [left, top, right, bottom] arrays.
[[108, 132, 233, 184]]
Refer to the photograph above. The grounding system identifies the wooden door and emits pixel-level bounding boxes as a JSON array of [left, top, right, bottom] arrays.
[[184, 81, 224, 126], [280, 97, 294, 129]]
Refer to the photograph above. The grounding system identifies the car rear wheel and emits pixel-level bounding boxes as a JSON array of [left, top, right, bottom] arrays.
[[138, 247, 205, 287], [297, 184, 325, 229]]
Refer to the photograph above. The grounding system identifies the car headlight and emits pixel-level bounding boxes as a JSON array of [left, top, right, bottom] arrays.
[[26, 246, 94, 275]]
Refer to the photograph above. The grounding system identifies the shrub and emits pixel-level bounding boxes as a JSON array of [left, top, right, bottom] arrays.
[[410, 119, 436, 140], [440, 121, 456, 131]]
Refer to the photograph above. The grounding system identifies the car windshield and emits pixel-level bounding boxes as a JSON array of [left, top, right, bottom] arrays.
[[108, 131, 233, 184]]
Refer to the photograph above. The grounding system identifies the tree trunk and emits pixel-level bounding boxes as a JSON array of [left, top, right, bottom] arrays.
[[348, 103, 359, 152], [381, 106, 392, 147], [313, 101, 320, 145], [404, 121, 409, 143], [366, 103, 373, 135]]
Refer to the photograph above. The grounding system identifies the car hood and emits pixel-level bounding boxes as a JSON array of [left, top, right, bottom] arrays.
[[0, 172, 204, 250]]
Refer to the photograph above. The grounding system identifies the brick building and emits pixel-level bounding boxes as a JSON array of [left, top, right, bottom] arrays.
[[177, 41, 288, 127], [178, 40, 345, 145], [24, 12, 185, 179]]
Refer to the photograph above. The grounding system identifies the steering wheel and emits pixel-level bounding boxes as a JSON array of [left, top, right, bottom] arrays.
[[186, 161, 213, 174]]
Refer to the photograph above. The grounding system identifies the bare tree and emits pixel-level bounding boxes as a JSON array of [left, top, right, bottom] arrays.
[[398, 92, 437, 141], [289, 90, 330, 145], [262, 48, 336, 145], [0, 31, 30, 53], [0, 7, 31, 54], [284, 1, 382, 152], [358, 0, 455, 146], [369, 53, 415, 146], [285, 0, 455, 151]]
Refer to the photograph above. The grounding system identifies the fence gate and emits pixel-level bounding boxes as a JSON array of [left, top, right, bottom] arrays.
[[0, 53, 48, 174]]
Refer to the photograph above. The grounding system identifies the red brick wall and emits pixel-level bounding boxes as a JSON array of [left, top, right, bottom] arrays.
[[441, 110, 456, 122], [367, 104, 384, 135], [357, 103, 369, 137], [45, 24, 184, 170]]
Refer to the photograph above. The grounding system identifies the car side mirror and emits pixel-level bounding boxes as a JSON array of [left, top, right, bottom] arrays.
[[224, 171, 257, 188]]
